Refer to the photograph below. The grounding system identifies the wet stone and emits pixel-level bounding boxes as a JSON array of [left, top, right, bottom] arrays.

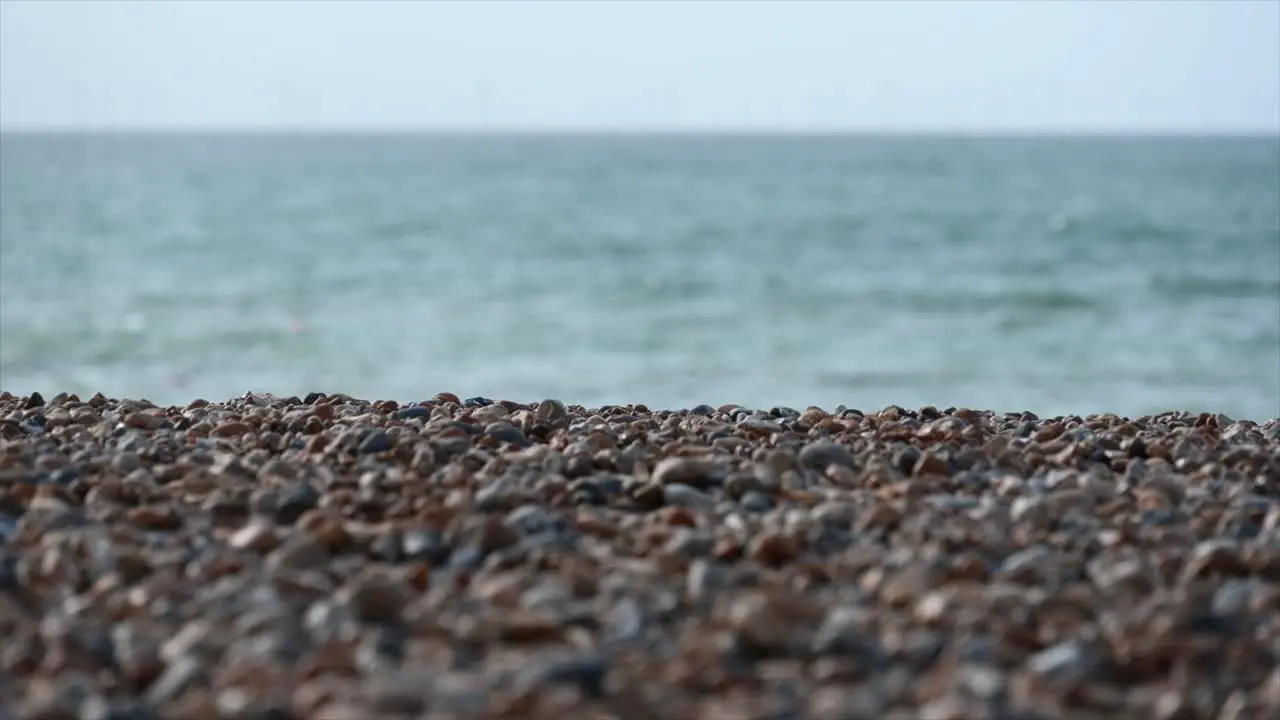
[[516, 652, 610, 698], [662, 483, 715, 509], [666, 528, 717, 557], [739, 490, 773, 512], [484, 422, 527, 446], [448, 546, 486, 571], [356, 429, 392, 454], [505, 504, 558, 535], [78, 698, 165, 720], [0, 514, 18, 543], [1026, 640, 1099, 684], [274, 481, 320, 524], [651, 457, 718, 487], [799, 441, 858, 471], [390, 406, 431, 421], [401, 529, 450, 564]]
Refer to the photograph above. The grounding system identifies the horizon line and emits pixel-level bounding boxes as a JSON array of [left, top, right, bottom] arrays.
[[2, 124, 1278, 139]]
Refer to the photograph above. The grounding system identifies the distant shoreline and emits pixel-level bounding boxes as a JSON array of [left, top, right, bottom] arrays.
[[2, 390, 1274, 425]]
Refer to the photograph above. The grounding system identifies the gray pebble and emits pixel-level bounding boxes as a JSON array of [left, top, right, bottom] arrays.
[[811, 501, 858, 526], [112, 452, 141, 474], [505, 504, 556, 535], [78, 698, 164, 720], [448, 546, 485, 571], [485, 422, 527, 446], [356, 625, 408, 672], [303, 601, 358, 643], [608, 597, 647, 643], [812, 607, 881, 659], [662, 483, 716, 509], [358, 429, 393, 454], [1000, 545, 1052, 577], [1026, 641, 1095, 683], [739, 490, 773, 513], [116, 432, 148, 454], [798, 441, 857, 471], [1212, 579, 1258, 617], [517, 652, 610, 698], [144, 655, 206, 704], [391, 406, 432, 421], [275, 481, 320, 524], [930, 495, 979, 511], [665, 528, 716, 558], [402, 530, 450, 564], [686, 559, 729, 600], [474, 482, 518, 512], [0, 515, 17, 543], [521, 578, 572, 610], [364, 668, 435, 714]]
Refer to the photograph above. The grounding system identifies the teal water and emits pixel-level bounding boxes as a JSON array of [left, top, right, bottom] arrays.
[[1, 133, 1278, 419]]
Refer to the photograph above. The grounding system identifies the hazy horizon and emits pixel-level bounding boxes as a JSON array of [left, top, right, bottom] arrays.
[[2, 0, 1277, 134], [2, 127, 1278, 139]]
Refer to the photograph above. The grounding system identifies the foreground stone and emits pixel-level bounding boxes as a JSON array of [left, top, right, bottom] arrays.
[[1, 390, 1278, 719]]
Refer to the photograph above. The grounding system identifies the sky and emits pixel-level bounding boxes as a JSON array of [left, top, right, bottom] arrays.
[[1, 0, 1277, 133]]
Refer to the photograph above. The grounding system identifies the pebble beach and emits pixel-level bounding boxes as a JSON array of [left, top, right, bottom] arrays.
[[2, 390, 1279, 719]]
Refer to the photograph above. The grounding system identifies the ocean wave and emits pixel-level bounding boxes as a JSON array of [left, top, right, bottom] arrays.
[[1148, 273, 1280, 301], [818, 367, 1266, 393], [865, 288, 1100, 315], [817, 369, 975, 390]]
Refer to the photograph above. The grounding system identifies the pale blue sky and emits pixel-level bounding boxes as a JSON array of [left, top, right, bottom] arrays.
[[1, 0, 1277, 132]]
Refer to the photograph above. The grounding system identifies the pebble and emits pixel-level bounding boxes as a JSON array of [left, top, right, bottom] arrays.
[[661, 483, 715, 509], [356, 429, 392, 455], [798, 440, 858, 471], [651, 456, 717, 487], [336, 572, 409, 625], [390, 405, 431, 421], [0, 390, 1276, 717]]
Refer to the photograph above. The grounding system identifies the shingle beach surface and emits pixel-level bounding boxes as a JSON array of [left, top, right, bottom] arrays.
[[2, 390, 1279, 719]]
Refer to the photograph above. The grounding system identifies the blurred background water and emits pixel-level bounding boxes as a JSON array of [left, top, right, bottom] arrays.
[[0, 133, 1277, 419]]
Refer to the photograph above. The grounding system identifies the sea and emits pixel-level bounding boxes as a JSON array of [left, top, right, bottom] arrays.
[[1, 133, 1277, 421]]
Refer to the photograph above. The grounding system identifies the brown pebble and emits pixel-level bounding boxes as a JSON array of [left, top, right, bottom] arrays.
[[748, 531, 799, 568], [312, 703, 369, 720], [298, 510, 352, 551], [651, 456, 716, 486], [211, 420, 252, 438], [336, 571, 409, 624], [228, 521, 280, 553], [913, 451, 949, 477], [496, 612, 565, 643], [655, 506, 698, 527], [127, 505, 183, 530]]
